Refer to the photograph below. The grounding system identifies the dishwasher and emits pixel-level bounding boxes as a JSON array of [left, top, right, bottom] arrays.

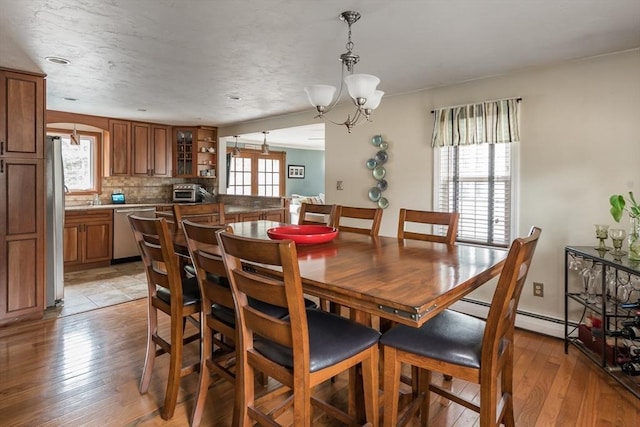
[[113, 206, 157, 260]]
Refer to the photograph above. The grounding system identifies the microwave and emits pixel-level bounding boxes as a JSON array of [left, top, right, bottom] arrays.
[[172, 183, 201, 203]]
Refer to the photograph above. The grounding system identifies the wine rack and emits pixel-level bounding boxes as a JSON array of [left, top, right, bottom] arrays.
[[564, 246, 640, 399]]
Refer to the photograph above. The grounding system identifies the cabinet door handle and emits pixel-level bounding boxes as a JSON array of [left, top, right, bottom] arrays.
[[0, 159, 3, 173], [0, 141, 4, 155]]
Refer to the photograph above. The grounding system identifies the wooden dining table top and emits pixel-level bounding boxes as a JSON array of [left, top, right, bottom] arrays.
[[175, 220, 508, 327]]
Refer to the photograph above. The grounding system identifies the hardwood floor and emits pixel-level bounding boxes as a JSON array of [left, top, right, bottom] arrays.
[[1, 298, 638, 426]]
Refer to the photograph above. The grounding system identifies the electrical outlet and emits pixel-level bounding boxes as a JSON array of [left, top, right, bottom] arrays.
[[533, 282, 544, 297], [336, 180, 344, 190]]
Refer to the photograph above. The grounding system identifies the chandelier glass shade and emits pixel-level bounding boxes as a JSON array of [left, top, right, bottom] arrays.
[[304, 11, 383, 133]]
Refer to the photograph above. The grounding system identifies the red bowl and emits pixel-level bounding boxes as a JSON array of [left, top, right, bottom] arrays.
[[267, 225, 339, 245]]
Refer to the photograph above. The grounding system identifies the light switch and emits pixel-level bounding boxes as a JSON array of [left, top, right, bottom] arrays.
[[336, 181, 344, 190]]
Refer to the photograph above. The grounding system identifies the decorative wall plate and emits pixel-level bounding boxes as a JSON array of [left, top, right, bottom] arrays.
[[375, 150, 388, 164], [373, 165, 386, 180], [371, 135, 383, 146], [366, 158, 377, 169], [368, 187, 381, 201]]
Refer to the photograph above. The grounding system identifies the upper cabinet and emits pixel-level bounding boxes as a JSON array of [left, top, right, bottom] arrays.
[[172, 126, 218, 178], [196, 126, 217, 179], [108, 119, 130, 176], [131, 122, 171, 177], [173, 127, 197, 177], [0, 71, 44, 159]]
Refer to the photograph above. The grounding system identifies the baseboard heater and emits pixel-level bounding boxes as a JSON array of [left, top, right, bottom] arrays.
[[451, 297, 577, 339]]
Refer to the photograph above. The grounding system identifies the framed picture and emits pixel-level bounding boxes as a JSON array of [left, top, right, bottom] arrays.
[[288, 164, 305, 179]]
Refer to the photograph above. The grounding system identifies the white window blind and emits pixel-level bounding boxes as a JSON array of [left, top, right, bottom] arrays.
[[437, 143, 512, 247]]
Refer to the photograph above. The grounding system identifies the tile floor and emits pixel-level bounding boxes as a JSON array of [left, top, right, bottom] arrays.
[[47, 261, 147, 318]]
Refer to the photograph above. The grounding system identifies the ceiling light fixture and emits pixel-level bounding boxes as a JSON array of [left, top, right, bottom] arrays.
[[304, 11, 383, 133], [261, 131, 270, 155], [70, 124, 80, 145], [232, 135, 241, 157]]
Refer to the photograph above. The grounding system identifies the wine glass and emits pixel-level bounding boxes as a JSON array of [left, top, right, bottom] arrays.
[[617, 273, 632, 303], [610, 228, 627, 256], [594, 224, 609, 251], [581, 263, 597, 303]]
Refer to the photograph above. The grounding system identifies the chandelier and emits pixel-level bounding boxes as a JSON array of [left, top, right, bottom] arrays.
[[304, 11, 383, 133]]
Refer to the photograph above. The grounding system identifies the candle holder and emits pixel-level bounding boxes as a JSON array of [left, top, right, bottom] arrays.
[[594, 224, 609, 251]]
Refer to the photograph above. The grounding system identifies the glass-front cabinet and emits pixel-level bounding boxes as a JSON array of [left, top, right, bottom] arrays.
[[174, 127, 196, 177]]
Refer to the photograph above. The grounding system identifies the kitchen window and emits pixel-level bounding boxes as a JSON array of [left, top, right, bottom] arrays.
[[227, 149, 285, 196], [47, 129, 102, 194]]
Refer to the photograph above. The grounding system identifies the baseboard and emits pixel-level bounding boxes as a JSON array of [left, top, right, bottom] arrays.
[[450, 298, 571, 339]]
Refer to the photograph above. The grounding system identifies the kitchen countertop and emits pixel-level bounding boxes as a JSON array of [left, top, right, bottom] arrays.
[[65, 203, 285, 214]]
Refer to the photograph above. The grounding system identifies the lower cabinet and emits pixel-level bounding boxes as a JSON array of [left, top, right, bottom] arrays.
[[64, 210, 113, 271]]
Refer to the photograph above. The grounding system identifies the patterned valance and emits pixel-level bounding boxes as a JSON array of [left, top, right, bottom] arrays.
[[431, 98, 521, 147]]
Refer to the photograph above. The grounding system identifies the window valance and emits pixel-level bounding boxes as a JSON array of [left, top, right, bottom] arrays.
[[431, 98, 521, 147]]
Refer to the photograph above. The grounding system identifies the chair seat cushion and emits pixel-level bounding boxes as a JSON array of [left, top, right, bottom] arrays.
[[156, 276, 201, 306], [380, 309, 485, 369], [254, 308, 381, 373]]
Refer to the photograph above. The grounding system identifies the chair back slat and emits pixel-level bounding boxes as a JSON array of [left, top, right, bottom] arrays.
[[298, 203, 337, 226], [397, 208, 459, 244], [335, 205, 383, 236]]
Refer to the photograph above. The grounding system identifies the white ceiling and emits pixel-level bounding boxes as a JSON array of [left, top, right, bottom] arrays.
[[1, 0, 639, 150]]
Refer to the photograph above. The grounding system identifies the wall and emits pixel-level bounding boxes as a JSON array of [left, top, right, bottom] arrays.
[[221, 49, 640, 325], [283, 148, 324, 197]]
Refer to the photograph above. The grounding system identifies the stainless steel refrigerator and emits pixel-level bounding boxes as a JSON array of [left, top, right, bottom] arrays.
[[45, 135, 64, 307]]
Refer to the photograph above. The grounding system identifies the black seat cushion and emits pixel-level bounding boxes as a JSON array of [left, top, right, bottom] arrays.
[[156, 276, 201, 306], [254, 308, 381, 373], [380, 309, 485, 369]]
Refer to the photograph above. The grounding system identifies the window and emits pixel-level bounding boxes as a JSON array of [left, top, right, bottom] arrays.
[[227, 149, 285, 196], [435, 143, 515, 247], [432, 98, 520, 247], [47, 129, 102, 194]]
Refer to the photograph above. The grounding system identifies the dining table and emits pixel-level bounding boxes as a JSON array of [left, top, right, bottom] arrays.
[[177, 220, 509, 327], [175, 219, 509, 421]]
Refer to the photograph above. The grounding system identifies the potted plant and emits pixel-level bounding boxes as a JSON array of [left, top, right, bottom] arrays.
[[609, 191, 640, 260]]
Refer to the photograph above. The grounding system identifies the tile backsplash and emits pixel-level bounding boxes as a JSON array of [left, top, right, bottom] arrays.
[[65, 176, 191, 206]]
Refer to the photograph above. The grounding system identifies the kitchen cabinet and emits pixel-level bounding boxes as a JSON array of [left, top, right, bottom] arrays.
[[230, 208, 287, 223], [173, 126, 218, 178], [0, 68, 46, 326], [108, 119, 130, 176], [131, 123, 171, 177], [64, 210, 113, 271], [564, 246, 640, 398]]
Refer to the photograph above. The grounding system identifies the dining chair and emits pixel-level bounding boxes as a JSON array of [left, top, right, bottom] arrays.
[[181, 220, 236, 426], [380, 226, 541, 427], [173, 202, 226, 231], [181, 220, 318, 425], [128, 214, 201, 420], [334, 205, 383, 236], [217, 230, 381, 427], [397, 208, 459, 245], [297, 202, 337, 226]]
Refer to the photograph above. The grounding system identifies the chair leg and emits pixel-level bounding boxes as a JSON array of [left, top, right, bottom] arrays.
[[383, 346, 401, 427], [362, 347, 380, 426], [239, 363, 255, 427], [501, 351, 515, 427], [139, 302, 158, 394], [161, 314, 185, 420], [418, 369, 431, 427], [479, 377, 498, 427], [190, 325, 212, 426]]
